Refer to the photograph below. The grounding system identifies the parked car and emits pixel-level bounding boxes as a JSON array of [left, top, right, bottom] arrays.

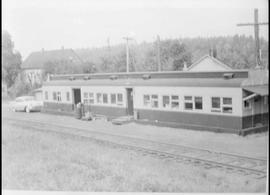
[[10, 96, 43, 113]]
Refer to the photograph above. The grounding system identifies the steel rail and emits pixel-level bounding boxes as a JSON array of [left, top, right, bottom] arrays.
[[3, 117, 267, 178]]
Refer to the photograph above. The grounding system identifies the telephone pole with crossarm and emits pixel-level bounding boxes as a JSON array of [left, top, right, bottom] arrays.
[[237, 8, 268, 68]]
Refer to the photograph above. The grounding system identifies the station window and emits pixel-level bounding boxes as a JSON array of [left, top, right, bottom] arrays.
[[195, 96, 203, 110], [45, 91, 48, 100], [222, 97, 232, 113], [211, 97, 221, 112], [223, 97, 232, 105], [97, 93, 102, 103], [103, 94, 108, 104], [117, 93, 123, 106], [66, 92, 70, 101], [162, 96, 170, 108], [89, 93, 94, 104], [53, 92, 57, 101], [143, 95, 150, 106], [171, 95, 179, 109], [151, 95, 159, 108], [111, 94, 116, 104], [56, 92, 61, 102], [184, 96, 193, 110]]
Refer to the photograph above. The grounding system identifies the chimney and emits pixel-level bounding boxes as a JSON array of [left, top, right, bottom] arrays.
[[212, 46, 217, 58], [183, 61, 188, 71], [209, 48, 212, 56]]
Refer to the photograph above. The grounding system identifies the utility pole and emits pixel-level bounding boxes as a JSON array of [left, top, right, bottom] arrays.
[[237, 8, 268, 68], [123, 36, 133, 73], [107, 37, 111, 50], [156, 35, 161, 72]]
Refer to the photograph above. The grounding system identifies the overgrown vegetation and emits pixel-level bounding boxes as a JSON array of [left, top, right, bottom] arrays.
[[2, 30, 22, 88]]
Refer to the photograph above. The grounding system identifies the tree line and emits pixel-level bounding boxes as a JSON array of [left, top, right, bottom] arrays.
[[2, 30, 269, 97]]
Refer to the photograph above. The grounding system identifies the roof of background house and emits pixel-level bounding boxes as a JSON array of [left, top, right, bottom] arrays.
[[21, 49, 83, 69], [187, 55, 232, 71]]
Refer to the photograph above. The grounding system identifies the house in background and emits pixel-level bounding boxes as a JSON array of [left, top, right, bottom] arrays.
[[21, 48, 83, 86], [187, 55, 233, 71]]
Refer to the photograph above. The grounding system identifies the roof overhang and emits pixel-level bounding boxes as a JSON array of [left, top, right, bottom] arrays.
[[243, 85, 268, 96]]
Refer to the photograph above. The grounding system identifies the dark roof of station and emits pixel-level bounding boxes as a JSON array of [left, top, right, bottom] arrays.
[[43, 77, 247, 88], [43, 69, 269, 88]]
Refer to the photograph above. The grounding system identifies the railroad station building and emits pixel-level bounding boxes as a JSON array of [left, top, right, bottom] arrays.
[[41, 57, 268, 134]]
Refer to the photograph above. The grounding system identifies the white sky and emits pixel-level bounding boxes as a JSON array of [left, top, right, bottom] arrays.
[[2, 0, 269, 59]]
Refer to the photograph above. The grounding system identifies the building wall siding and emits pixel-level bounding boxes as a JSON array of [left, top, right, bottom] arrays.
[[135, 108, 242, 130], [84, 105, 127, 118]]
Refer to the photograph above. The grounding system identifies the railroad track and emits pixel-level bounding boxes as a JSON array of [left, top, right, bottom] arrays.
[[3, 116, 268, 179]]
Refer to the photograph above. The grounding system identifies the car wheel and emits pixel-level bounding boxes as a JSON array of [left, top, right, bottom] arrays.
[[26, 107, 31, 113]]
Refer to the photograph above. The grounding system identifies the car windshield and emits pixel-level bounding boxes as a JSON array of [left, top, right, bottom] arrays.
[[16, 96, 34, 102]]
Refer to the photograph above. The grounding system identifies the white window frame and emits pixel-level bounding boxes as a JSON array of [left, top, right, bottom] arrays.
[[56, 92, 61, 102], [162, 95, 170, 109], [111, 93, 117, 104], [143, 95, 151, 107], [184, 96, 193, 110], [222, 97, 233, 113], [151, 94, 159, 108], [194, 96, 203, 110], [103, 93, 108, 104], [66, 92, 70, 101], [211, 97, 221, 112], [117, 93, 123, 106], [171, 95, 179, 109], [96, 93, 102, 104], [89, 93, 94, 104]]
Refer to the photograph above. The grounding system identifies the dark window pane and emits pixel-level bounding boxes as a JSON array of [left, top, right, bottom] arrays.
[[103, 94, 108, 103], [66, 92, 70, 101], [111, 94, 116, 104], [143, 95, 150, 106], [152, 95, 158, 99], [117, 94, 123, 102], [223, 97, 232, 105], [185, 102, 193, 110], [97, 93, 102, 103], [212, 97, 220, 108], [171, 95, 179, 100], [172, 101, 179, 108], [195, 97, 203, 109], [163, 96, 170, 107], [223, 106, 232, 113], [184, 96, 192, 101]]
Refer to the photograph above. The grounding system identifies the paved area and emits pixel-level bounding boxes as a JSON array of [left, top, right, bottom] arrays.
[[2, 102, 268, 159]]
